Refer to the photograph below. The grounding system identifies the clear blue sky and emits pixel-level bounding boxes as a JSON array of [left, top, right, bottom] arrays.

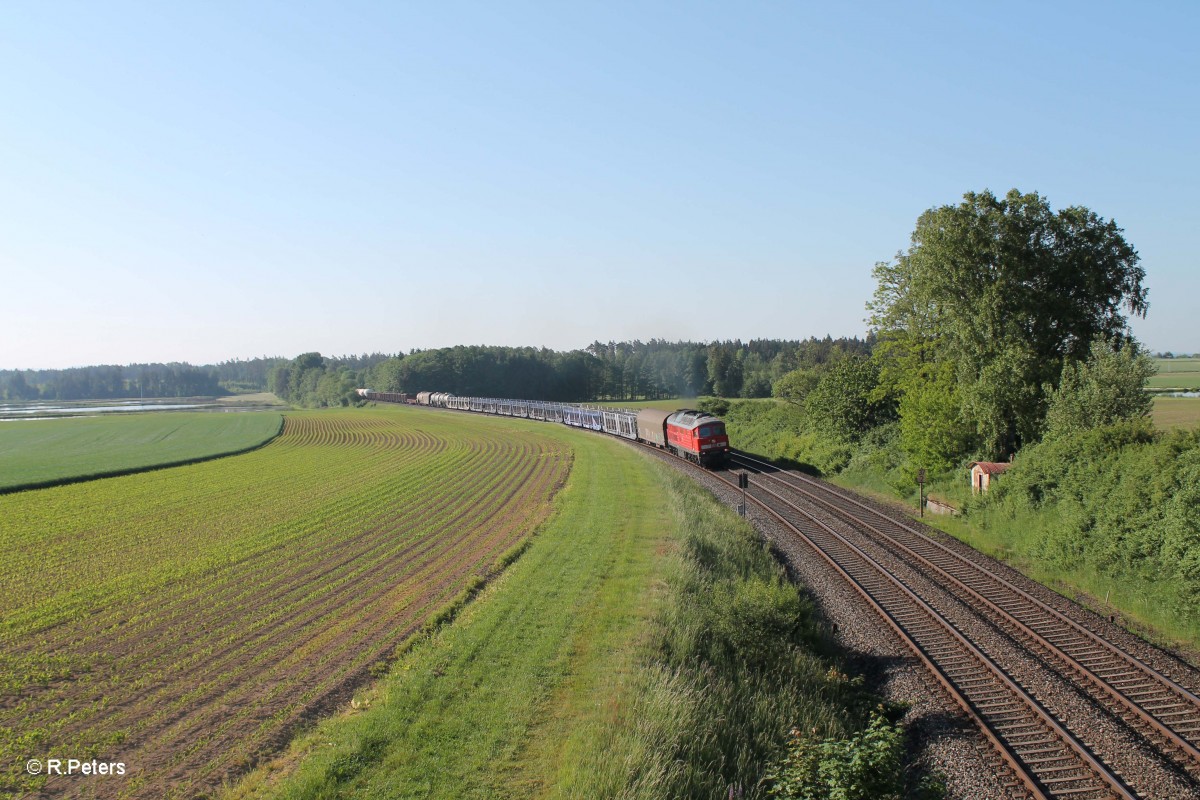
[[2, 1, 1196, 369]]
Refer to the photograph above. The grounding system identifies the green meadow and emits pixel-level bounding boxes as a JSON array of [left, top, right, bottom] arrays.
[[0, 411, 283, 491], [1148, 357, 1200, 389], [1152, 395, 1200, 430]]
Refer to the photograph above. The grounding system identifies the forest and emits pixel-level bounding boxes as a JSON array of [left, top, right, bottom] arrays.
[[263, 337, 872, 408]]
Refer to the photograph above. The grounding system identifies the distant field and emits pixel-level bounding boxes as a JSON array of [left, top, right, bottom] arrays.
[[0, 407, 571, 799], [1152, 396, 1200, 430], [1148, 358, 1200, 389], [0, 411, 283, 491]]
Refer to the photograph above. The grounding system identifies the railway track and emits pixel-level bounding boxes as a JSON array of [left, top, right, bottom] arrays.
[[396, 399, 1199, 797], [675, 454, 1132, 799], [728, 451, 1200, 785]]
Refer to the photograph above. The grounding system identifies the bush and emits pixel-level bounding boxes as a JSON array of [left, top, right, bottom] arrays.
[[764, 713, 907, 800], [973, 422, 1200, 620]]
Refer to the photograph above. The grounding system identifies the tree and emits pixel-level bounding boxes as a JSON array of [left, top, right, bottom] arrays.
[[869, 189, 1148, 458], [2, 371, 37, 401], [707, 344, 744, 397], [897, 362, 973, 475], [772, 368, 820, 406], [804, 357, 894, 440], [1042, 337, 1156, 439]]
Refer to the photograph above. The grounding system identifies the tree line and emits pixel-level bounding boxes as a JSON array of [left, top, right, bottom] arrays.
[[261, 338, 870, 408], [360, 338, 870, 405], [2, 363, 226, 402]]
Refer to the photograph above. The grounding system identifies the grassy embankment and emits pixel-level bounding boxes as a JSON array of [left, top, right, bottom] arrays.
[[723, 397, 1200, 652], [0, 411, 284, 491], [225, 421, 913, 800]]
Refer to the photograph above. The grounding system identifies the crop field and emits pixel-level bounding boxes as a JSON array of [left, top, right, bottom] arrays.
[[1148, 357, 1200, 389], [0, 412, 284, 491], [1153, 396, 1200, 430], [0, 407, 571, 799]]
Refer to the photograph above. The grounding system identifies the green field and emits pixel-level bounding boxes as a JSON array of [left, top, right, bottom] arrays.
[[1152, 395, 1200, 430], [0, 404, 910, 800], [0, 411, 284, 491], [1148, 357, 1200, 389], [0, 407, 571, 799], [225, 422, 894, 800]]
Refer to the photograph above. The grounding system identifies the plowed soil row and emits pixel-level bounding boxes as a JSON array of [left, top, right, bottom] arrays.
[[0, 407, 572, 800]]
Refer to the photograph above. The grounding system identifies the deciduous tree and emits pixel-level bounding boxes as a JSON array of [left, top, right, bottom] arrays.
[[869, 189, 1148, 458]]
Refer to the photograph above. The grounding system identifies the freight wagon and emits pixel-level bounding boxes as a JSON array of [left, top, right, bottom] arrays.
[[358, 390, 730, 466]]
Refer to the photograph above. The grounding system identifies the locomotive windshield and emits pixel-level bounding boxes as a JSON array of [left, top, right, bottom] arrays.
[[699, 424, 726, 438]]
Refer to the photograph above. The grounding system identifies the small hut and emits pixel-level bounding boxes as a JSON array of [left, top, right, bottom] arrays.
[[969, 461, 1011, 493]]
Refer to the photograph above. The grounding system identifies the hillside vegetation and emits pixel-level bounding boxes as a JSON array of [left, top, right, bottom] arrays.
[[958, 423, 1200, 641]]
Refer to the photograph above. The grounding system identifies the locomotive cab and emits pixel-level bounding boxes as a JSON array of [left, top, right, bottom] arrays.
[[665, 409, 730, 467]]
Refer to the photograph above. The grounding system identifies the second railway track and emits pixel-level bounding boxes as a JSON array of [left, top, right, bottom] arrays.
[[729, 450, 1200, 785], [652, 445, 1200, 799]]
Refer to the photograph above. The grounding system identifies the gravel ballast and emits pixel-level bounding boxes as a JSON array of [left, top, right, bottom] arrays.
[[645, 445, 1200, 800]]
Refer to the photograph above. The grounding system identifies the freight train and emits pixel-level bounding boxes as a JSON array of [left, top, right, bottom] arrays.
[[355, 389, 731, 467]]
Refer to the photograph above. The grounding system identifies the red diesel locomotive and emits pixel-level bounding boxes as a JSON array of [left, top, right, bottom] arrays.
[[635, 408, 730, 466]]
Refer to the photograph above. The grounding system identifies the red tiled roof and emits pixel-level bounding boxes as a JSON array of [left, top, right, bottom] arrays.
[[971, 461, 1012, 475]]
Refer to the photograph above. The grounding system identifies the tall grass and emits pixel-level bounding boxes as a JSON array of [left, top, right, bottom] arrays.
[[555, 469, 912, 799]]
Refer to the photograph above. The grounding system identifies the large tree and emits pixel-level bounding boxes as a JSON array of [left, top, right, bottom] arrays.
[[869, 189, 1148, 459]]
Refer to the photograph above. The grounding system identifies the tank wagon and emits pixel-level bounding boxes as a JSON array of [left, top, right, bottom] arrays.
[[357, 391, 730, 466], [358, 389, 410, 404]]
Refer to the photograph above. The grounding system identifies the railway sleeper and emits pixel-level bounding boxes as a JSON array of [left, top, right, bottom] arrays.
[[1008, 734, 1059, 746], [1109, 677, 1152, 688], [1022, 754, 1077, 766], [1022, 745, 1073, 757], [1157, 710, 1200, 721], [1139, 701, 1185, 712], [936, 655, 975, 667], [974, 691, 1014, 703], [1071, 648, 1112, 659], [1039, 764, 1098, 776]]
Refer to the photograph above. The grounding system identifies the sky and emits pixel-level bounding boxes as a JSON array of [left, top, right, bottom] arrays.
[[2, 1, 1197, 369]]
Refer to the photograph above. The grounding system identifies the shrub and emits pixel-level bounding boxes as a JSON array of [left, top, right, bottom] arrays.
[[764, 713, 907, 800]]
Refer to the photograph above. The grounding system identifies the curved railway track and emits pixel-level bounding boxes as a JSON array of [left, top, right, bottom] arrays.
[[729, 450, 1200, 783], [656, 450, 1133, 800], [399, 399, 1200, 797]]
